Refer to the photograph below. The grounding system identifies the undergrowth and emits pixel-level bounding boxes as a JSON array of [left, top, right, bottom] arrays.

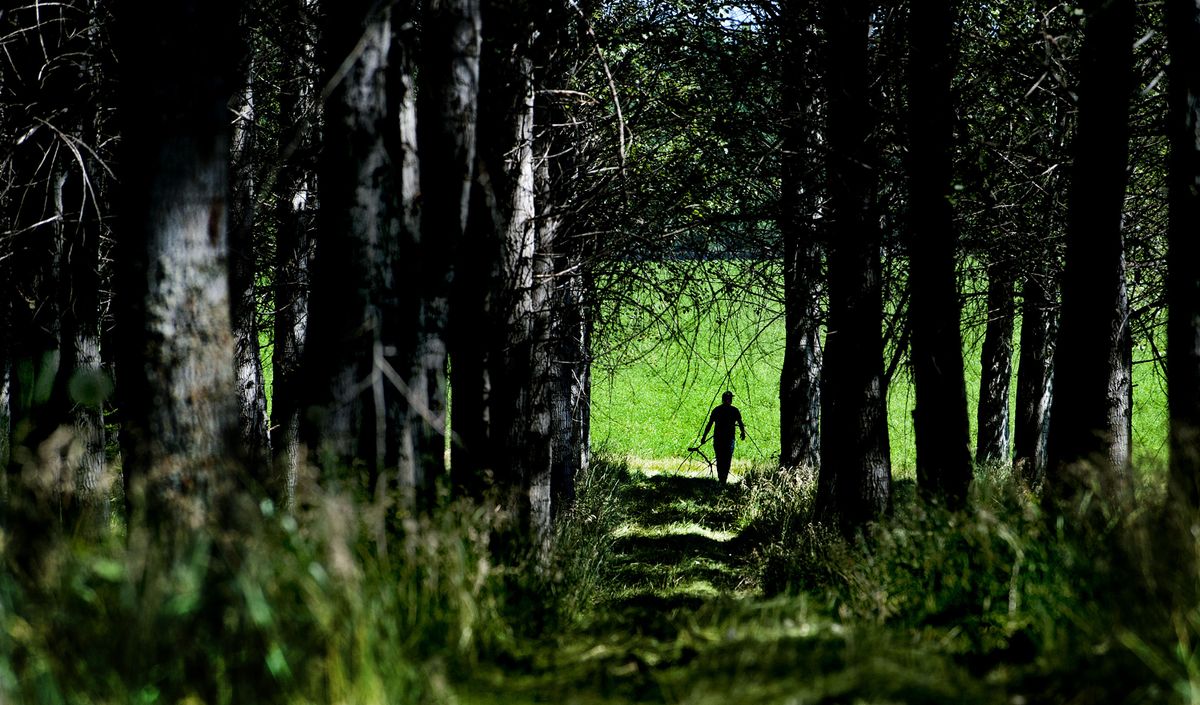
[[738, 461, 1200, 703], [8, 454, 1200, 704], [0, 456, 627, 705]]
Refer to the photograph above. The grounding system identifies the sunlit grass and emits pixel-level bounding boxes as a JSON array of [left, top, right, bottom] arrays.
[[593, 271, 1171, 478]]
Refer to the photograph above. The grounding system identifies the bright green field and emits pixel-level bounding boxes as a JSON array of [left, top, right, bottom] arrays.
[[590, 268, 1170, 477]]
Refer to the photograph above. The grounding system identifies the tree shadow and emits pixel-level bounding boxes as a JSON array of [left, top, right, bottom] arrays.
[[619, 473, 742, 531]]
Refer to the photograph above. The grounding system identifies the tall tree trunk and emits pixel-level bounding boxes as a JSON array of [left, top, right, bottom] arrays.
[[779, 4, 822, 471], [60, 146, 110, 533], [537, 7, 591, 521], [114, 0, 242, 526], [378, 2, 425, 518], [450, 181, 498, 501], [1168, 0, 1200, 512], [229, 58, 272, 476], [270, 0, 318, 508], [976, 261, 1015, 465], [410, 0, 481, 508], [458, 0, 546, 543], [815, 0, 892, 530], [907, 0, 973, 506], [1045, 0, 1136, 502], [1013, 267, 1056, 485], [300, 0, 397, 488]]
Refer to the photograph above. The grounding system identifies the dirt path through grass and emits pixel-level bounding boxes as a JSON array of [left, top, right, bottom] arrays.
[[465, 466, 998, 705]]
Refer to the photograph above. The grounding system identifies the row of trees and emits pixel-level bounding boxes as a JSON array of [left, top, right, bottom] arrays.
[[771, 0, 1200, 531], [4, 0, 1200, 551], [0, 0, 608, 555]]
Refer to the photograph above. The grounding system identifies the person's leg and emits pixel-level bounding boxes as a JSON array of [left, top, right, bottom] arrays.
[[715, 438, 733, 483]]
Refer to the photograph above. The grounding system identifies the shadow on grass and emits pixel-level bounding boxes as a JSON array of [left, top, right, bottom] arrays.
[[619, 473, 743, 531]]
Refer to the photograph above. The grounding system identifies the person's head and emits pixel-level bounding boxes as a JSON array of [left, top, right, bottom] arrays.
[[721, 391, 734, 404]]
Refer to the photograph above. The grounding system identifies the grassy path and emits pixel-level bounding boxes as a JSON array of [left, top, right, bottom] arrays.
[[465, 466, 996, 705]]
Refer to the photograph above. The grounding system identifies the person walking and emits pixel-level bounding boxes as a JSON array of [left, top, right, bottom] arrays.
[[701, 391, 746, 484]]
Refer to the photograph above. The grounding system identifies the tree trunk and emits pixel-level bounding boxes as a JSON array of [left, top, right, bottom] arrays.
[[907, 0, 973, 506], [409, 0, 481, 508], [1168, 0, 1200, 511], [1013, 268, 1056, 485], [815, 0, 892, 531], [450, 177, 497, 501], [114, 0, 242, 526], [537, 7, 592, 522], [270, 0, 318, 508], [229, 58, 272, 477], [457, 0, 546, 543], [976, 262, 1015, 466], [378, 2, 427, 517], [60, 147, 110, 533], [1045, 0, 1136, 502], [779, 4, 822, 471], [300, 0, 397, 488]]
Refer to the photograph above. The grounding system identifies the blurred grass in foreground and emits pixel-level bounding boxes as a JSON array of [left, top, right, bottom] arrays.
[[5, 455, 1199, 703]]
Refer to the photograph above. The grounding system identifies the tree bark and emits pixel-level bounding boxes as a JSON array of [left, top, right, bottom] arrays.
[[114, 0, 242, 526], [1168, 0, 1200, 512], [229, 57, 272, 477], [300, 0, 397, 488], [409, 0, 481, 508], [815, 0, 892, 531], [378, 2, 427, 516], [1045, 0, 1136, 502], [779, 4, 822, 472], [907, 0, 973, 506], [976, 261, 1015, 466], [60, 146, 110, 533], [456, 0, 547, 543], [1013, 267, 1056, 485], [270, 0, 318, 508]]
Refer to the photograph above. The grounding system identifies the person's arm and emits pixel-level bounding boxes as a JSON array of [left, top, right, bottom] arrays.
[[701, 411, 715, 443], [737, 410, 746, 440]]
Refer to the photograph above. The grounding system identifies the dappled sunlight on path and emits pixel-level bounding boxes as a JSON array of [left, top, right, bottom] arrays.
[[464, 465, 1000, 705]]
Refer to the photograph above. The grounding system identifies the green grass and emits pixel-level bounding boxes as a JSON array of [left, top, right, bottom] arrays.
[[591, 267, 1171, 478], [5, 453, 1198, 703]]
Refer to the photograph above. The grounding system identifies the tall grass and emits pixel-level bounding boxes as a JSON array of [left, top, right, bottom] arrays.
[[0, 457, 626, 704], [736, 461, 1200, 703]]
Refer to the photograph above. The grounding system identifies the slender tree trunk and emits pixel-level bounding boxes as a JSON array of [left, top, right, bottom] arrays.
[[270, 0, 318, 507], [114, 0, 242, 526], [779, 5, 822, 471], [459, 0, 546, 542], [1168, 0, 1200, 512], [1013, 268, 1056, 484], [379, 2, 425, 516], [450, 181, 498, 501], [300, 0, 396, 487], [537, 10, 591, 521], [815, 0, 892, 530], [411, 0, 481, 508], [907, 0, 973, 506], [1045, 0, 1136, 502], [976, 262, 1015, 465], [229, 58, 272, 476], [60, 145, 110, 533]]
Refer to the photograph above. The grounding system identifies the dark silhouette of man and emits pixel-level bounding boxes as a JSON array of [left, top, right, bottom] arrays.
[[701, 391, 746, 484]]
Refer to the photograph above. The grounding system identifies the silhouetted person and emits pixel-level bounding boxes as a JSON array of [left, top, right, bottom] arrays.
[[701, 391, 746, 484]]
